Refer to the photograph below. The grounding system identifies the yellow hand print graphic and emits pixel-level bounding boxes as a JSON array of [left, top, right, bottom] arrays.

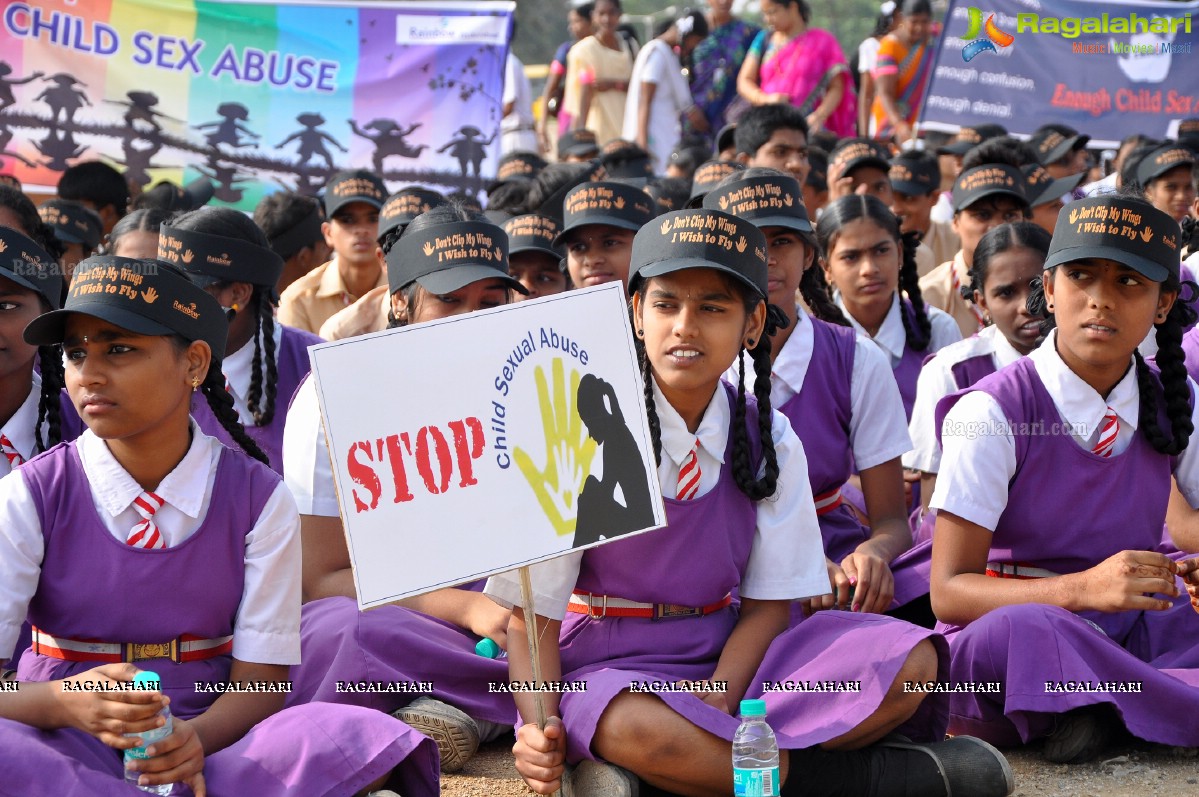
[[513, 358, 597, 538]]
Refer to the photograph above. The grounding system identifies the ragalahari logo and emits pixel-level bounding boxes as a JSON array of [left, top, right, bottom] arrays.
[[962, 7, 1015, 61]]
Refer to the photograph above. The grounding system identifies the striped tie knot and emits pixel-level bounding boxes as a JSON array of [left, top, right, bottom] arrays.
[[127, 491, 167, 549], [1091, 407, 1119, 458], [0, 434, 24, 468], [676, 438, 702, 500]]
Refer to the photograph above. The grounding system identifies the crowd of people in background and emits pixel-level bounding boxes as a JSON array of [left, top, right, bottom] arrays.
[[2, 1, 1199, 796]]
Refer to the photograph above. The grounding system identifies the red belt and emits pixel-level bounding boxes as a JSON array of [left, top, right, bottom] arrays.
[[567, 592, 733, 620], [814, 486, 844, 516], [31, 626, 234, 664], [984, 562, 1059, 580]]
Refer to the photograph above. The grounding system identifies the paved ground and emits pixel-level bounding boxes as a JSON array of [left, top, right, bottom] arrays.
[[442, 737, 1199, 796]]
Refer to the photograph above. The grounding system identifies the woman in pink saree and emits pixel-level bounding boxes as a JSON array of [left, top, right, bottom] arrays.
[[736, 0, 856, 137]]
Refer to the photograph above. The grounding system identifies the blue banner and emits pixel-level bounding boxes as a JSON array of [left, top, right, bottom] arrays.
[[921, 0, 1199, 147]]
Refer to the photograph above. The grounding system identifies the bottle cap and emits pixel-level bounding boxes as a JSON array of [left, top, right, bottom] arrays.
[[739, 699, 767, 717], [133, 671, 161, 690], [475, 638, 501, 658]]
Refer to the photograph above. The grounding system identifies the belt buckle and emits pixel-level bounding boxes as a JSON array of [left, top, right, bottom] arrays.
[[126, 639, 179, 664], [587, 594, 607, 620], [654, 603, 701, 620]]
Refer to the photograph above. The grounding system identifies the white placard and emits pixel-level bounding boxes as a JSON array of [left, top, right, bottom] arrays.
[[310, 283, 667, 610]]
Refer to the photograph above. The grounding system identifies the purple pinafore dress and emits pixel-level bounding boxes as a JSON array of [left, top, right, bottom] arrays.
[[192, 325, 322, 474], [286, 584, 518, 728], [776, 319, 931, 607], [933, 358, 1199, 747], [554, 384, 948, 764], [0, 441, 438, 796]]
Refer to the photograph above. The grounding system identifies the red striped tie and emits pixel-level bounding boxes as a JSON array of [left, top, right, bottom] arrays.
[[1092, 407, 1119, 458], [0, 434, 24, 468], [676, 439, 702, 500], [127, 492, 167, 549]]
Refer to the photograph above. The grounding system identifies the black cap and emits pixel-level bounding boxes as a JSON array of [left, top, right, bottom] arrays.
[[38, 199, 102, 249], [158, 225, 285, 289], [1029, 128, 1090, 166], [702, 172, 813, 240], [630, 209, 769, 299], [503, 214, 562, 259], [324, 170, 387, 217], [1021, 164, 1085, 208], [0, 227, 62, 309], [1046, 197, 1181, 282], [24, 256, 227, 360], [377, 188, 447, 243], [936, 124, 1008, 155], [387, 219, 526, 296], [1177, 118, 1199, 153], [952, 164, 1028, 212], [889, 156, 940, 196], [488, 152, 547, 192], [138, 178, 216, 213], [1134, 144, 1195, 186], [715, 124, 737, 155], [645, 178, 691, 215], [558, 129, 600, 160], [687, 159, 746, 206], [553, 181, 656, 247], [601, 142, 653, 178], [829, 138, 892, 178]]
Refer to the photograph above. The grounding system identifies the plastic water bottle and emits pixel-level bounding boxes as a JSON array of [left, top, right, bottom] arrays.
[[124, 671, 174, 795], [733, 699, 780, 797]]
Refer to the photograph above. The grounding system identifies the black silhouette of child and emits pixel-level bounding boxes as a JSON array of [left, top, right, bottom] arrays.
[[437, 125, 494, 178], [573, 373, 655, 548], [350, 119, 426, 173], [0, 62, 43, 112], [36, 74, 90, 126], [277, 112, 346, 170], [195, 102, 260, 149]]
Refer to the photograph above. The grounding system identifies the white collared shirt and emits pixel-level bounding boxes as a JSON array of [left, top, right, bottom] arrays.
[[0, 426, 302, 664], [836, 291, 962, 368], [905, 325, 1027, 474], [485, 381, 831, 620], [282, 374, 338, 517], [729, 309, 912, 471], [931, 328, 1199, 530], [0, 376, 42, 479], [222, 321, 284, 427]]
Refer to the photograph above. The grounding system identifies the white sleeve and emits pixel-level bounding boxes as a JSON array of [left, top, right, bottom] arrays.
[[503, 54, 518, 104], [849, 336, 913, 471], [0, 472, 43, 660], [858, 38, 880, 73], [1169, 376, 1199, 508], [903, 354, 960, 473], [928, 391, 1017, 531], [642, 45, 667, 87], [928, 308, 964, 352], [484, 551, 584, 622], [741, 410, 832, 601], [233, 481, 302, 665], [282, 376, 339, 517]]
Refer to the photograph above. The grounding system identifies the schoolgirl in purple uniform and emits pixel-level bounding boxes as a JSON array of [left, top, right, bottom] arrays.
[[931, 194, 1199, 763], [490, 208, 1013, 797], [165, 208, 323, 473], [706, 169, 928, 616], [0, 258, 437, 795], [907, 223, 1050, 544], [284, 203, 529, 774]]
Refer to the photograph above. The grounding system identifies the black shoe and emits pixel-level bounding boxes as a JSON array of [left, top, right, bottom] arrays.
[[875, 735, 1015, 797], [1042, 705, 1115, 764]]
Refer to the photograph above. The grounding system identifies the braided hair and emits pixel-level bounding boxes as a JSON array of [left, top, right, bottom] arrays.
[[34, 343, 64, 453], [632, 276, 790, 500], [198, 353, 269, 465], [815, 194, 932, 350], [170, 208, 280, 428], [799, 263, 851, 326]]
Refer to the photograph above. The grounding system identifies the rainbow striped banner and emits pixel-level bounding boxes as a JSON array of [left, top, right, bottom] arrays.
[[0, 0, 515, 209]]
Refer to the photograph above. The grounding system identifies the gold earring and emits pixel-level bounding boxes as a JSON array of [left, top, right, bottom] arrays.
[[191, 377, 201, 392], [230, 303, 240, 312]]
